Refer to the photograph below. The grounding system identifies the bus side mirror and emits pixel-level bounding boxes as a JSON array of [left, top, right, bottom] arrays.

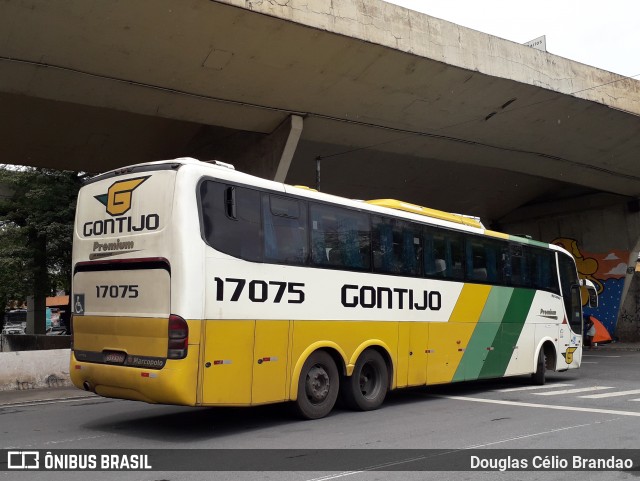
[[581, 279, 598, 308]]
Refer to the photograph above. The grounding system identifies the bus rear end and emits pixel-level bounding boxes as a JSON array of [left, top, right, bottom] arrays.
[[70, 162, 199, 405]]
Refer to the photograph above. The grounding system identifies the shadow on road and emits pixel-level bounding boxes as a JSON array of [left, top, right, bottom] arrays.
[[82, 373, 582, 442]]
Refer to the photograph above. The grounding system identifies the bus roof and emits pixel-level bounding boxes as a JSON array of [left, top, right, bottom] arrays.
[[365, 199, 484, 229], [91, 157, 561, 252]]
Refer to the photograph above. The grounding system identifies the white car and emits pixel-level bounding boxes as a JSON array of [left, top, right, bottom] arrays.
[[1, 323, 26, 335]]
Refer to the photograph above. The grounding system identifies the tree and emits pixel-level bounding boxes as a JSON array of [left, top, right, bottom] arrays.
[[0, 166, 82, 332]]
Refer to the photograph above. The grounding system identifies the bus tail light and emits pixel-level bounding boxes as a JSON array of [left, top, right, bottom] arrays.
[[168, 314, 188, 360]]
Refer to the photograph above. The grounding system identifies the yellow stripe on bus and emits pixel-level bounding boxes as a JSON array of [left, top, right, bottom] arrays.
[[425, 284, 492, 385]]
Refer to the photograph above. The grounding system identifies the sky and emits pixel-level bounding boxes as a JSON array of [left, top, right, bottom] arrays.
[[385, 0, 640, 78]]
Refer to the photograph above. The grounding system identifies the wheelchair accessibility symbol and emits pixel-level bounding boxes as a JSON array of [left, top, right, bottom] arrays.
[[74, 294, 85, 315]]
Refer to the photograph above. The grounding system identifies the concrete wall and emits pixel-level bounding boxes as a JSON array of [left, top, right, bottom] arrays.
[[1, 334, 71, 352], [0, 348, 71, 391], [619, 270, 640, 342]]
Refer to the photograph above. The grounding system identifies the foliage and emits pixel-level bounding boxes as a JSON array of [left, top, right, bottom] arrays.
[[0, 166, 82, 307]]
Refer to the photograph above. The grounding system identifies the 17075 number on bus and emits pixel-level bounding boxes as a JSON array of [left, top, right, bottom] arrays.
[[95, 285, 139, 298]]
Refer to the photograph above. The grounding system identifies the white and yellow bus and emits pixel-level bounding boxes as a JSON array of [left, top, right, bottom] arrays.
[[70, 157, 596, 419]]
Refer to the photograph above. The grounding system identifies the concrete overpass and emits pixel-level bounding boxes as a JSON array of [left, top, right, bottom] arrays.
[[1, 0, 640, 338]]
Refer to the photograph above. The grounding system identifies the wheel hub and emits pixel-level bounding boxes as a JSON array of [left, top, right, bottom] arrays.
[[359, 363, 379, 397], [306, 365, 330, 403]]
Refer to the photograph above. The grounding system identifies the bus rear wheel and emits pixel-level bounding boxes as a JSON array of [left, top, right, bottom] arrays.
[[294, 350, 339, 420], [343, 349, 388, 411]]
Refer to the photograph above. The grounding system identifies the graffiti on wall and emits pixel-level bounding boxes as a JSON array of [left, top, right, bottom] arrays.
[[553, 238, 628, 336]]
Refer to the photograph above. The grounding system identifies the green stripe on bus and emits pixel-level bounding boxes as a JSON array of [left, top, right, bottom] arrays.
[[453, 286, 513, 382], [478, 288, 536, 379], [508, 235, 549, 249]]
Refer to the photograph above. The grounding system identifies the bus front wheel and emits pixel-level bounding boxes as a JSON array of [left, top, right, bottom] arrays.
[[532, 349, 546, 385], [343, 349, 388, 411], [294, 350, 339, 420]]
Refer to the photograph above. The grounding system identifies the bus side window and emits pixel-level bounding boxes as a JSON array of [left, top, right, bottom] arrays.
[[446, 233, 465, 280], [262, 194, 308, 265], [424, 228, 445, 277], [310, 203, 370, 271], [199, 181, 262, 262], [508, 244, 524, 286], [423, 228, 463, 281], [531, 248, 559, 292], [465, 237, 507, 284], [372, 216, 422, 277], [466, 240, 487, 282]]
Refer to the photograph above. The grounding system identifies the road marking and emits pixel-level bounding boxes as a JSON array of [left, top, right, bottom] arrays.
[[581, 361, 598, 364], [304, 418, 621, 481], [464, 418, 619, 448], [496, 383, 573, 393], [579, 389, 640, 399], [439, 395, 640, 417], [533, 386, 613, 396]]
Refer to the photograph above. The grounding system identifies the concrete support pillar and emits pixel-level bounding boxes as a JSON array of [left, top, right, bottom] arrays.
[[26, 295, 46, 335], [272, 115, 303, 183], [186, 115, 303, 182], [618, 241, 640, 341], [498, 194, 640, 341]]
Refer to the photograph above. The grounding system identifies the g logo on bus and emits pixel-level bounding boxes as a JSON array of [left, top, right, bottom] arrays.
[[94, 176, 150, 216], [562, 347, 578, 364]]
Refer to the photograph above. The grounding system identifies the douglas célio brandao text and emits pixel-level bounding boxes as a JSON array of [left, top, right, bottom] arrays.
[[470, 454, 634, 471]]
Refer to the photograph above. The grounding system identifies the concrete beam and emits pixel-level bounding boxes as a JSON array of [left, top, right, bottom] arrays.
[[219, 0, 640, 116], [497, 193, 635, 226]]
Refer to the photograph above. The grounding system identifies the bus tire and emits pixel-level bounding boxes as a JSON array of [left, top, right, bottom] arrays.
[[532, 349, 546, 385], [294, 350, 339, 420], [343, 349, 388, 411]]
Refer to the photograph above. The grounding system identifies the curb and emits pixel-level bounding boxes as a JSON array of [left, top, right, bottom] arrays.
[[0, 386, 95, 407], [587, 343, 640, 352]]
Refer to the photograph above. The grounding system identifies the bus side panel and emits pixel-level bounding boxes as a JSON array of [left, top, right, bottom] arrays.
[[202, 320, 255, 405], [448, 284, 493, 382], [406, 322, 428, 386], [252, 320, 291, 404], [478, 289, 536, 379], [458, 286, 512, 380], [426, 322, 475, 385], [291, 320, 398, 388], [513, 323, 536, 375], [504, 291, 564, 376]]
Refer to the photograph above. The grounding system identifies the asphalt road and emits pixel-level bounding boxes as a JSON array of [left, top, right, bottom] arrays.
[[2, 350, 640, 481]]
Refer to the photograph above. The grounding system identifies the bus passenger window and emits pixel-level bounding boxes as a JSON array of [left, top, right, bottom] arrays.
[[424, 228, 464, 280], [530, 248, 559, 292], [507, 243, 532, 288], [200, 181, 261, 262], [262, 194, 308, 265], [372, 216, 422, 277], [466, 238, 506, 284], [310, 203, 370, 271]]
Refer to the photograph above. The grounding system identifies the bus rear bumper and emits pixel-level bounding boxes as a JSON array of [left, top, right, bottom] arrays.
[[70, 347, 199, 406]]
